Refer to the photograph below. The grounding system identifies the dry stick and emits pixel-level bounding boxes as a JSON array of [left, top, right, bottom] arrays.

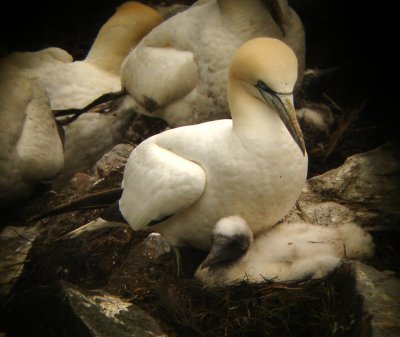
[[322, 94, 368, 161]]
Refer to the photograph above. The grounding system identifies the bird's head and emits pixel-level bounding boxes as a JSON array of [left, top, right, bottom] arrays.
[[229, 37, 306, 155], [200, 215, 253, 270]]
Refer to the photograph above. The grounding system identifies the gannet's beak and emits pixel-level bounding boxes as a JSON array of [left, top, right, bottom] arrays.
[[256, 84, 306, 155], [275, 93, 306, 155], [200, 235, 250, 270]]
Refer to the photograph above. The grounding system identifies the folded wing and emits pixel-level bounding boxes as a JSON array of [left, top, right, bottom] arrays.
[[120, 142, 206, 229]]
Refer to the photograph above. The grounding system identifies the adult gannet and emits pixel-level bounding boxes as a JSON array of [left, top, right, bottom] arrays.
[[195, 216, 375, 285], [0, 75, 64, 207], [39, 1, 163, 112], [0, 47, 72, 207], [39, 2, 163, 179], [0, 2, 163, 204], [121, 0, 306, 126], [39, 38, 307, 250], [117, 37, 308, 250]]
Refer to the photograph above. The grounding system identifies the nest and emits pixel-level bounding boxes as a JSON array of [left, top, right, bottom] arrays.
[[104, 238, 371, 337]]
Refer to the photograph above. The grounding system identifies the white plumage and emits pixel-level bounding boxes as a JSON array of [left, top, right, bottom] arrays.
[[40, 2, 164, 179], [121, 0, 306, 126], [119, 37, 308, 250], [0, 2, 163, 203], [0, 68, 64, 206], [195, 215, 375, 285], [38, 1, 163, 111]]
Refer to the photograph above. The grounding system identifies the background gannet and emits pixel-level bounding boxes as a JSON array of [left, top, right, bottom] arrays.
[[118, 37, 308, 250], [0, 75, 64, 207], [39, 1, 163, 112], [39, 2, 163, 180], [195, 215, 375, 285], [0, 48, 72, 207], [121, 0, 306, 126], [0, 2, 163, 204]]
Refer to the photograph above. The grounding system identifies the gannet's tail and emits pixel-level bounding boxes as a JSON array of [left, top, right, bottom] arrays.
[[31, 188, 123, 221], [64, 217, 129, 239]]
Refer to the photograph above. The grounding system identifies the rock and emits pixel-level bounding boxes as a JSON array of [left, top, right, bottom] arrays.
[[0, 225, 40, 300], [1, 281, 167, 337], [106, 232, 172, 298], [287, 142, 400, 230], [352, 261, 400, 337], [96, 143, 134, 178]]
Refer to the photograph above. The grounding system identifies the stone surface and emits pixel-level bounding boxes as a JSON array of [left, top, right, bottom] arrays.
[[1, 281, 167, 337], [287, 142, 400, 230], [352, 261, 400, 337], [0, 225, 40, 300], [96, 143, 134, 178]]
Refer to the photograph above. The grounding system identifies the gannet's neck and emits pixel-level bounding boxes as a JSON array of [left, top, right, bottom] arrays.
[[86, 3, 163, 74], [230, 78, 285, 136]]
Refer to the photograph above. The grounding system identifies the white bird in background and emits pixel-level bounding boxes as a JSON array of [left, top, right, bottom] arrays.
[[117, 37, 308, 250], [0, 73, 64, 207], [38, 1, 164, 180], [0, 2, 164, 204], [39, 1, 163, 112], [195, 215, 375, 285], [0, 47, 72, 206], [38, 38, 307, 251], [121, 0, 306, 127]]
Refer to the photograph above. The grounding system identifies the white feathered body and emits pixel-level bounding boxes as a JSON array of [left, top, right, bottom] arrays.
[[122, 0, 305, 126], [0, 49, 68, 205], [120, 111, 307, 249], [195, 221, 375, 284]]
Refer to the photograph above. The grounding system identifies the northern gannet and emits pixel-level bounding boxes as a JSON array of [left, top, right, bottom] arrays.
[[195, 216, 375, 285], [0, 75, 64, 207], [121, 0, 306, 126], [39, 1, 163, 112], [39, 2, 163, 179], [0, 2, 163, 204], [118, 37, 308, 250], [39, 38, 307, 250]]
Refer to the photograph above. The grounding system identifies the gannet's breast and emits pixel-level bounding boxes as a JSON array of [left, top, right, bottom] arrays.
[[120, 119, 307, 250]]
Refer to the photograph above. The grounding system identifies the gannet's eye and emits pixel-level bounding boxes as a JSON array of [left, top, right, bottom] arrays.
[[255, 80, 274, 95], [215, 234, 224, 241]]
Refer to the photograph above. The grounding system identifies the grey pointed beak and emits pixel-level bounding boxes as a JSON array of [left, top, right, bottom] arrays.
[[200, 235, 250, 270], [257, 84, 306, 156], [275, 93, 306, 156]]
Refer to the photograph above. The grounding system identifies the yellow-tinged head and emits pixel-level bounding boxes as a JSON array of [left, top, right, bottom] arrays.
[[230, 37, 298, 94], [229, 37, 305, 155], [86, 1, 163, 73]]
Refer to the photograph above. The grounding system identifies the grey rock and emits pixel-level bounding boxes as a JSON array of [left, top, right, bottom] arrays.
[[2, 281, 167, 337], [0, 225, 40, 300], [352, 261, 400, 337], [96, 143, 134, 178], [287, 142, 400, 230]]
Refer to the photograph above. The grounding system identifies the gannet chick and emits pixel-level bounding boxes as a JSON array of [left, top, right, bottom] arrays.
[[121, 0, 305, 126], [195, 216, 375, 285], [117, 37, 308, 250]]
